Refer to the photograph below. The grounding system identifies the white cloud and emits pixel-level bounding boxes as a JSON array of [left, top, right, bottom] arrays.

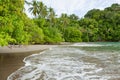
[[25, 0, 120, 18]]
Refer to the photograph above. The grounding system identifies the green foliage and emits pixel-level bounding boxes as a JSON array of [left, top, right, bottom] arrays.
[[23, 17, 45, 44], [33, 18, 45, 28], [0, 0, 31, 46], [0, 1, 120, 46], [30, 27, 45, 44], [63, 27, 82, 42], [11, 15, 30, 44], [0, 15, 14, 34], [0, 32, 15, 46], [79, 18, 98, 42], [43, 27, 64, 44], [84, 3, 120, 41], [0, 15, 31, 45]]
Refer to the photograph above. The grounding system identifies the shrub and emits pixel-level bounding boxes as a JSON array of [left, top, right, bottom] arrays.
[[43, 27, 64, 44], [63, 27, 82, 42]]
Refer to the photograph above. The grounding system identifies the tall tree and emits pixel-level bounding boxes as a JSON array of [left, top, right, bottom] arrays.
[[60, 13, 70, 28], [37, 2, 48, 18], [27, 0, 39, 17], [27, 0, 48, 18], [68, 14, 79, 27], [79, 18, 98, 42], [0, 0, 32, 46], [47, 7, 56, 27]]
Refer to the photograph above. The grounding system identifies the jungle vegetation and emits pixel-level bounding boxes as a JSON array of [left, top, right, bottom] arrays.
[[0, 0, 120, 46]]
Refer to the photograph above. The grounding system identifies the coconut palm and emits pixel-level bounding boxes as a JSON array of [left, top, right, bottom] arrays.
[[37, 2, 48, 18], [60, 13, 70, 27], [48, 7, 56, 27], [26, 0, 48, 18], [27, 0, 39, 17]]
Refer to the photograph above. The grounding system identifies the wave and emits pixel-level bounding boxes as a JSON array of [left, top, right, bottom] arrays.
[[7, 43, 120, 80]]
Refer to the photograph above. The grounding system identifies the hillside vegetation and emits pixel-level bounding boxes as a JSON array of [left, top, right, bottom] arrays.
[[0, 0, 120, 46]]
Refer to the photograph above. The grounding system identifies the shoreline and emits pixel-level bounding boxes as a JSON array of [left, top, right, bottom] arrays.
[[0, 45, 56, 80], [0, 45, 57, 54]]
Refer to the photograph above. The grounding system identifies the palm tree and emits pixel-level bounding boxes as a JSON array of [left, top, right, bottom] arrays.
[[26, 0, 38, 17], [60, 13, 70, 28], [48, 7, 56, 27], [26, 0, 48, 18], [37, 2, 48, 18]]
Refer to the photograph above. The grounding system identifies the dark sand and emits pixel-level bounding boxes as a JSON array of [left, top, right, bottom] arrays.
[[0, 45, 56, 80]]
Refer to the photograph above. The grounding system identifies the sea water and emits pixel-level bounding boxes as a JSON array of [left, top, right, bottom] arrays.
[[7, 42, 120, 80]]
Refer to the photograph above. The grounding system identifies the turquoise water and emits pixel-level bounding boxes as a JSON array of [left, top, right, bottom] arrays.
[[8, 42, 120, 80], [72, 42, 120, 52]]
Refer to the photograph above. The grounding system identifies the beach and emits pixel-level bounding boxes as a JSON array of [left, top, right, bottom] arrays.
[[0, 45, 56, 80]]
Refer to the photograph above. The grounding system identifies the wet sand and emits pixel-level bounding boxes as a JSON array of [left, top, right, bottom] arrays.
[[0, 45, 56, 80]]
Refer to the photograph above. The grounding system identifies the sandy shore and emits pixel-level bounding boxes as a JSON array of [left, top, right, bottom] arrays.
[[0, 45, 56, 53], [0, 45, 56, 80]]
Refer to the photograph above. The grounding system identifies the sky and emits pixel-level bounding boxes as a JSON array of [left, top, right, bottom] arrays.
[[25, 0, 120, 18]]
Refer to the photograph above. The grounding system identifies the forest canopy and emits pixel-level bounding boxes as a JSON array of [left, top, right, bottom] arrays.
[[0, 0, 120, 46]]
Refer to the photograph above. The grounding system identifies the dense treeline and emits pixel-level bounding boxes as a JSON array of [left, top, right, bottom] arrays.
[[0, 0, 120, 46], [84, 4, 120, 41]]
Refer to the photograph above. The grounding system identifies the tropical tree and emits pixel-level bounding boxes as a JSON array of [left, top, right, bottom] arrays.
[[68, 14, 79, 27], [47, 7, 56, 27], [79, 18, 98, 42], [63, 27, 82, 42], [27, 0, 39, 17], [60, 13, 70, 28], [37, 2, 48, 18], [0, 0, 32, 46], [26, 0, 48, 18], [43, 27, 64, 44]]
